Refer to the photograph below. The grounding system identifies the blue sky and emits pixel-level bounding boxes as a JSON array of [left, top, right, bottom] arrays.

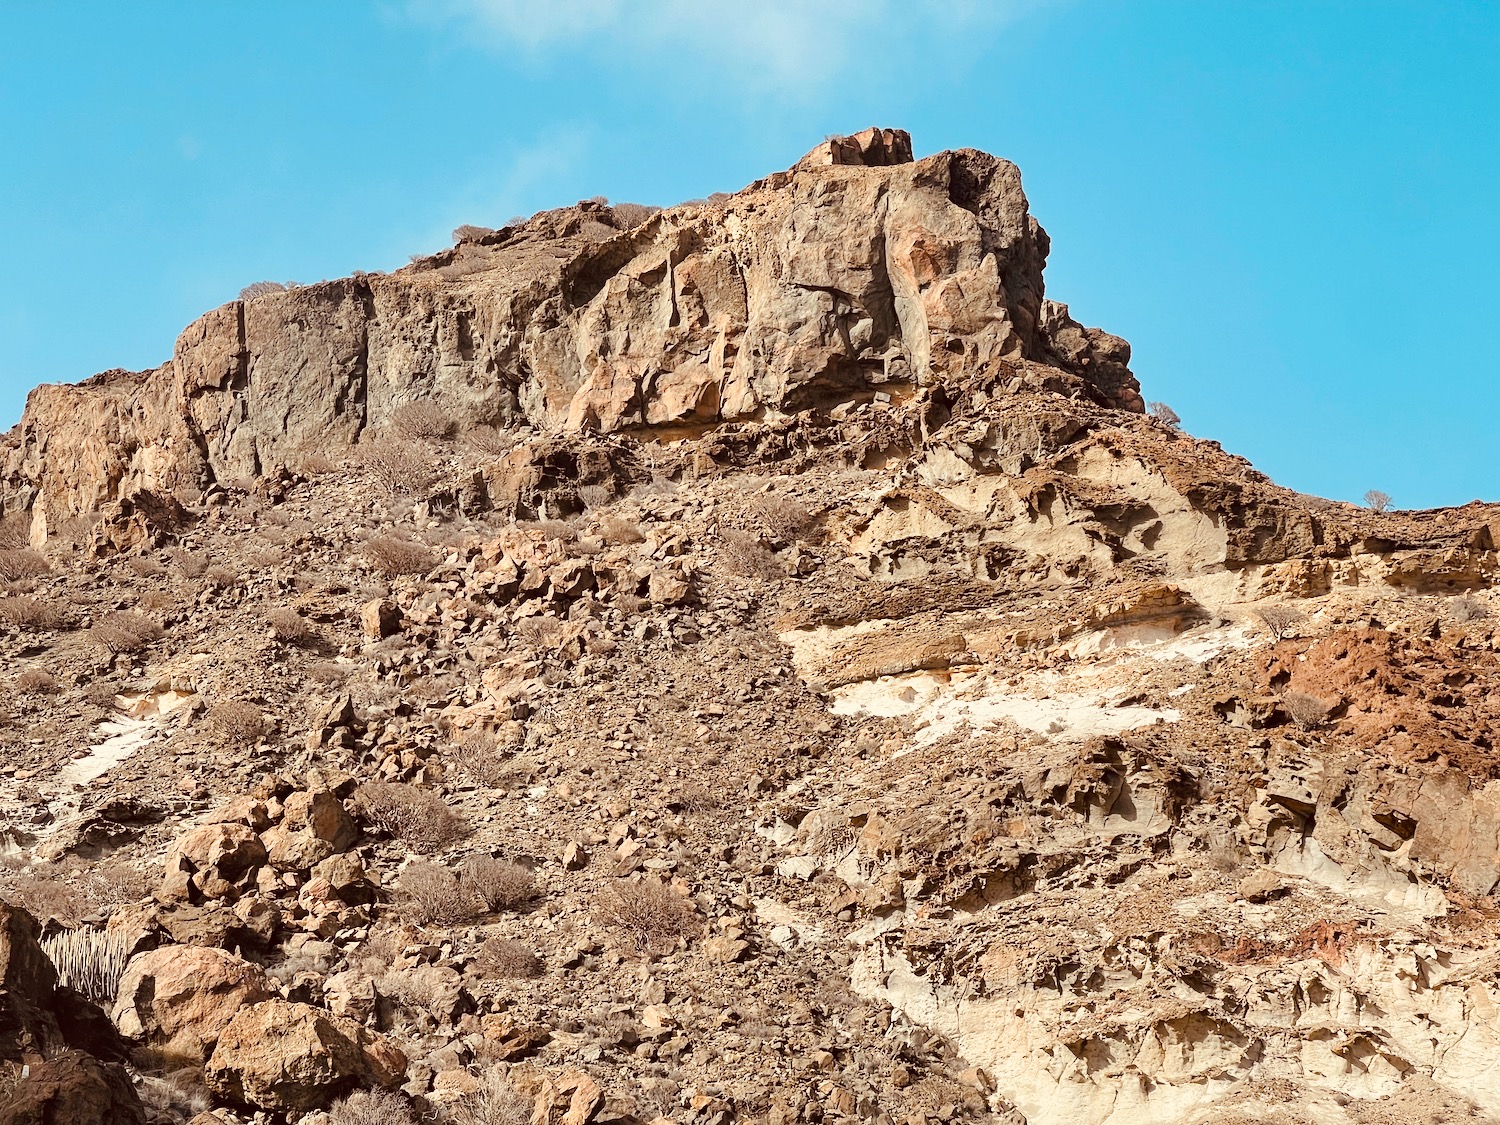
[[1, 1, 1496, 508]]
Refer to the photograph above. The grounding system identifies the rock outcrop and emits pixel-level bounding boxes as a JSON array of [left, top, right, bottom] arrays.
[[0, 128, 1141, 536]]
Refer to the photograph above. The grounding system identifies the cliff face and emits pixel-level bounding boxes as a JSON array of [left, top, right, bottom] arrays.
[[1, 128, 1138, 538]]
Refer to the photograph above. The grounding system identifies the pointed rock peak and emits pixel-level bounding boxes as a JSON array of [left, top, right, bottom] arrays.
[[795, 126, 913, 170]]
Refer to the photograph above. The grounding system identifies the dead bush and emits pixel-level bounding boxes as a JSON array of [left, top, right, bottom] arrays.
[[718, 530, 781, 581], [596, 879, 697, 953], [397, 860, 479, 925], [329, 1087, 420, 1125], [355, 781, 468, 853], [0, 513, 29, 550], [0, 550, 50, 581], [0, 597, 66, 631], [203, 565, 239, 589], [14, 669, 57, 695], [472, 935, 542, 979], [0, 859, 152, 927], [460, 855, 534, 912], [239, 280, 289, 301], [293, 449, 340, 476], [391, 400, 455, 441], [611, 202, 661, 229], [597, 514, 645, 545], [755, 496, 820, 544], [514, 615, 568, 650], [455, 732, 522, 788], [676, 781, 720, 816], [1452, 592, 1491, 623], [167, 548, 208, 578], [127, 556, 163, 578], [137, 1071, 213, 1121], [87, 611, 163, 654], [266, 608, 313, 645], [1363, 489, 1392, 513], [453, 224, 496, 244], [1255, 604, 1303, 642], [1282, 691, 1332, 730], [360, 439, 436, 496], [364, 536, 436, 579], [209, 700, 266, 745], [461, 424, 511, 457], [1147, 401, 1182, 429], [447, 1069, 531, 1125]]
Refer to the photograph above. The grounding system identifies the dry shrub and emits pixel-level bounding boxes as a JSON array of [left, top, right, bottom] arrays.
[[453, 223, 495, 244], [519, 519, 577, 542], [447, 1069, 531, 1125], [1255, 604, 1303, 642], [239, 280, 288, 301], [755, 496, 820, 543], [1452, 592, 1491, 623], [167, 548, 208, 578], [1282, 691, 1332, 730], [677, 781, 720, 815], [87, 611, 163, 655], [0, 597, 66, 631], [209, 700, 266, 745], [308, 661, 352, 685], [14, 668, 57, 696], [462, 424, 511, 457], [0, 550, 50, 581], [137, 1071, 213, 1121], [266, 607, 313, 645], [360, 438, 436, 496], [137, 590, 174, 612], [356, 781, 467, 853], [364, 535, 436, 578], [611, 202, 660, 229], [293, 449, 340, 476], [128, 556, 164, 578], [203, 565, 239, 589], [473, 935, 542, 979], [460, 855, 534, 911], [0, 859, 152, 927], [397, 861, 478, 925], [329, 1087, 420, 1125], [718, 530, 781, 581], [514, 616, 567, 650], [455, 732, 520, 787], [596, 880, 698, 953], [391, 400, 455, 441], [0, 513, 30, 550], [597, 514, 645, 545]]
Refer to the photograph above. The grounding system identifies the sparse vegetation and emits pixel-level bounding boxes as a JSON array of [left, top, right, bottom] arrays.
[[473, 935, 542, 979], [1255, 604, 1303, 642], [1364, 489, 1392, 513], [364, 535, 436, 578], [266, 607, 313, 645], [1282, 690, 1332, 730], [391, 400, 455, 441], [397, 860, 478, 925], [87, 611, 163, 654], [359, 438, 436, 496], [596, 879, 697, 953], [356, 781, 468, 853], [460, 854, 534, 911], [14, 668, 57, 695], [41, 927, 132, 1006], [446, 1068, 532, 1125], [0, 549, 50, 581], [452, 224, 496, 244], [1452, 592, 1491, 622], [611, 202, 661, 229], [1146, 401, 1181, 429], [329, 1087, 420, 1125], [0, 512, 29, 550], [718, 530, 781, 580], [209, 700, 266, 745], [0, 596, 66, 631]]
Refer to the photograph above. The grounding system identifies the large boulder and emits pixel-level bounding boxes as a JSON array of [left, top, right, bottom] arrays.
[[0, 905, 60, 1061], [261, 790, 358, 872], [159, 822, 267, 903], [0, 1049, 145, 1125], [204, 999, 407, 1111], [112, 945, 271, 1066]]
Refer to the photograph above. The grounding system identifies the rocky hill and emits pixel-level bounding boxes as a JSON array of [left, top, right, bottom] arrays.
[[1, 128, 1498, 1125]]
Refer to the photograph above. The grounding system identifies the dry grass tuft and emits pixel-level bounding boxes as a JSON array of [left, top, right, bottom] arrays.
[[0, 597, 67, 631], [328, 1087, 420, 1125], [460, 855, 534, 911], [718, 530, 781, 581], [397, 860, 478, 925], [14, 668, 58, 695], [0, 513, 30, 551]]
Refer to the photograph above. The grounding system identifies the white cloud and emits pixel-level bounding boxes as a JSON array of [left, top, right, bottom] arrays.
[[404, 0, 1044, 91]]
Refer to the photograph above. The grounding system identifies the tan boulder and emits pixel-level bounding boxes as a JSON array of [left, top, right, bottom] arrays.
[[360, 597, 401, 639], [112, 945, 271, 1065], [204, 998, 406, 1111], [261, 790, 357, 872], [160, 822, 267, 903]]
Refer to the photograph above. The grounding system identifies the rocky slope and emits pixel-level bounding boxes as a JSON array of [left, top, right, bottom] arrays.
[[1, 128, 1498, 1125]]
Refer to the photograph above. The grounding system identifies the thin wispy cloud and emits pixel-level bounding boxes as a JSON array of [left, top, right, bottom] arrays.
[[404, 0, 1046, 91]]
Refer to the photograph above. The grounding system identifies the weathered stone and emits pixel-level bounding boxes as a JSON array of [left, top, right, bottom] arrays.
[[0, 1050, 145, 1125], [361, 597, 402, 639], [160, 822, 267, 902], [112, 945, 271, 1065]]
